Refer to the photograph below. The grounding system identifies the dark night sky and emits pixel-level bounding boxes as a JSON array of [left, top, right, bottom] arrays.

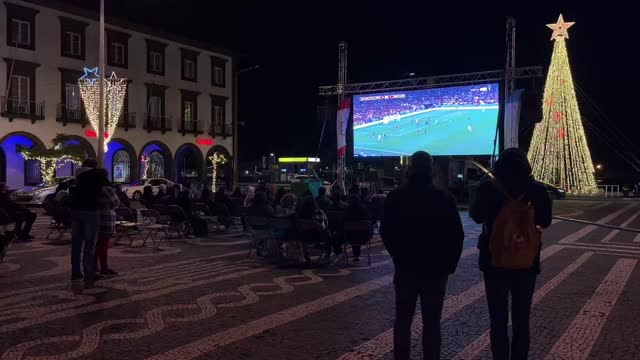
[[62, 1, 632, 175]]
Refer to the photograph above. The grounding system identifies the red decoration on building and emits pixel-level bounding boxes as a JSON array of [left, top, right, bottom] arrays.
[[85, 129, 97, 137], [196, 138, 213, 146]]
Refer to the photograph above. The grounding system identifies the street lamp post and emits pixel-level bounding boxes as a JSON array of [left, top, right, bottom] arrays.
[[96, 0, 106, 167]]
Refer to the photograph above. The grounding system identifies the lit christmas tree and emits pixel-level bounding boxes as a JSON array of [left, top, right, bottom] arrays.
[[528, 14, 597, 194]]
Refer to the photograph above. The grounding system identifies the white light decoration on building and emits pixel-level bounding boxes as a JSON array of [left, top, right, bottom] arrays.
[[209, 152, 228, 192], [78, 68, 127, 152]]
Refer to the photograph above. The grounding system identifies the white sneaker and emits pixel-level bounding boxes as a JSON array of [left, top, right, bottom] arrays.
[[332, 253, 346, 266]]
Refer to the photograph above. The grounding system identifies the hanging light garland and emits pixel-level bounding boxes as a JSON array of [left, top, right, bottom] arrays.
[[16, 135, 87, 186], [78, 68, 127, 152], [527, 14, 597, 194], [209, 152, 228, 192]]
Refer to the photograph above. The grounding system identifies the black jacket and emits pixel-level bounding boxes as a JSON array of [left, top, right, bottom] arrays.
[[381, 183, 464, 284], [70, 168, 106, 211], [470, 178, 552, 273]]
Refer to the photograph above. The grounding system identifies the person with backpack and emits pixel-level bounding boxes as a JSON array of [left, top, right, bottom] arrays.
[[470, 148, 552, 360], [381, 151, 464, 360]]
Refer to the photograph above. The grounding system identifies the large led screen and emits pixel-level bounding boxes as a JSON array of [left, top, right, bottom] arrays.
[[353, 83, 499, 157]]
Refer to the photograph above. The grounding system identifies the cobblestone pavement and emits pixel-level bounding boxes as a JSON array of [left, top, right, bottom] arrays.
[[1, 200, 639, 359]]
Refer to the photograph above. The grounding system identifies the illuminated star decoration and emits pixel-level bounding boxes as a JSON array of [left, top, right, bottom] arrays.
[[78, 70, 127, 152], [79, 67, 100, 85], [547, 14, 575, 41]]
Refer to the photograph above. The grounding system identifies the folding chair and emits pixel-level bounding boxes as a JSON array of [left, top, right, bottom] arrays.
[[245, 216, 272, 258], [343, 220, 374, 266], [139, 209, 171, 248], [114, 207, 144, 246], [46, 206, 72, 241]]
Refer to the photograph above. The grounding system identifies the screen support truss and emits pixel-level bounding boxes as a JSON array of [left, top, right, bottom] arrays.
[[318, 66, 543, 96]]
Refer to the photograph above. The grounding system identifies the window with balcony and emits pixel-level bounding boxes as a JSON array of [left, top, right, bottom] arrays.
[[210, 95, 227, 136], [2, 58, 41, 121]]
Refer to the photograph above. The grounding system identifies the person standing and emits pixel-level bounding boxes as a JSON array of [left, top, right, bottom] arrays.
[[381, 151, 464, 360], [96, 180, 119, 276], [470, 148, 552, 360], [70, 159, 105, 282]]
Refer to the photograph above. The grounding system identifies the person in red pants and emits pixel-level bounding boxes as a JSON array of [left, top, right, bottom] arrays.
[[96, 177, 120, 276]]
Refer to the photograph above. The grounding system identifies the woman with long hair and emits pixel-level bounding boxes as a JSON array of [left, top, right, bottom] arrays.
[[470, 148, 552, 360]]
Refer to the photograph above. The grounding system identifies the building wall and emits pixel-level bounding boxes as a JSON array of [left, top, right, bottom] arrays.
[[0, 0, 234, 188]]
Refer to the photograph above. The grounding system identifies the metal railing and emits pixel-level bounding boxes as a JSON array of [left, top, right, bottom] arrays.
[[180, 119, 204, 135], [210, 123, 224, 137], [1, 97, 45, 120], [117, 112, 136, 130], [144, 113, 172, 133], [56, 104, 87, 126]]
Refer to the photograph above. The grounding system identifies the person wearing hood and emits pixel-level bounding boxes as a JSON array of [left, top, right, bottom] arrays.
[[70, 159, 108, 282], [381, 151, 464, 360], [470, 148, 552, 360]]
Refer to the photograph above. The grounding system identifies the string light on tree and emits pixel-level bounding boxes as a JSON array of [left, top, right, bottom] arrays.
[[78, 68, 127, 152], [527, 14, 597, 194], [16, 135, 87, 186], [209, 152, 228, 192]]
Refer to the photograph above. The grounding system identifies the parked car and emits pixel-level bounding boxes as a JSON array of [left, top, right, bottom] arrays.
[[542, 182, 566, 200], [10, 177, 75, 206], [121, 178, 179, 200]]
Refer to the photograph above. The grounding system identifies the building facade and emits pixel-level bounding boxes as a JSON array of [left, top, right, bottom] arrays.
[[0, 0, 234, 190]]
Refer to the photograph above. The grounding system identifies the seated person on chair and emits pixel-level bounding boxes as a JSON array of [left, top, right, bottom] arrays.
[[0, 183, 37, 241], [344, 193, 373, 262]]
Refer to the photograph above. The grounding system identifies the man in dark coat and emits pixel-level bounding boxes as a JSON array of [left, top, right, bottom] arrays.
[[70, 159, 107, 282], [381, 151, 464, 360]]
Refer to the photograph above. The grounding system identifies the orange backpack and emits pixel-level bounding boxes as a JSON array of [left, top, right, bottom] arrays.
[[489, 182, 541, 270]]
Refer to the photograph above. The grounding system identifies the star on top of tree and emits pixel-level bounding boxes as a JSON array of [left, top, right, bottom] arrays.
[[547, 14, 575, 41], [79, 67, 100, 85]]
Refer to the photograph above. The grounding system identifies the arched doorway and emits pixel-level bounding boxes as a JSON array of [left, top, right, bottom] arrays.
[[0, 132, 46, 189], [175, 143, 204, 186], [106, 138, 137, 184], [140, 141, 172, 180], [205, 145, 233, 191], [54, 135, 96, 177]]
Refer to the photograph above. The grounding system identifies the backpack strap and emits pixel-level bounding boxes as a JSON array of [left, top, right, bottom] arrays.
[[489, 178, 514, 201]]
